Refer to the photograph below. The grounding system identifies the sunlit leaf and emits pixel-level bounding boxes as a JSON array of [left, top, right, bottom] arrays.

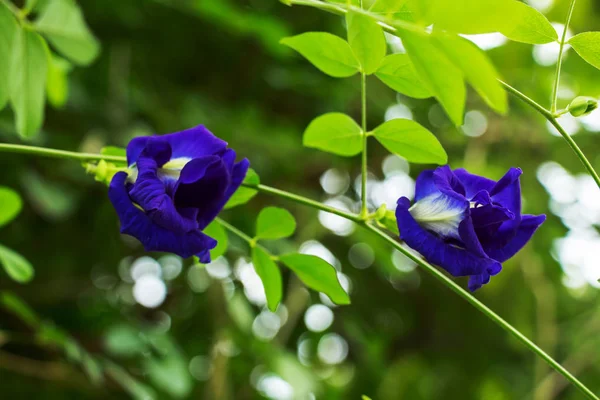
[[46, 53, 72, 108], [0, 2, 18, 110], [569, 32, 600, 71], [0, 244, 34, 283], [0, 186, 22, 228], [252, 246, 282, 312], [434, 33, 507, 114], [279, 253, 350, 305], [372, 118, 447, 164], [398, 29, 466, 125], [256, 206, 296, 240], [224, 168, 260, 209], [303, 112, 363, 156], [281, 32, 360, 78], [9, 28, 48, 138], [204, 220, 228, 259], [35, 0, 100, 65], [346, 10, 386, 74], [375, 54, 432, 99]]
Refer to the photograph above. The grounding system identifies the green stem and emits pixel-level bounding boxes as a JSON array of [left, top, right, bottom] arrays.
[[499, 81, 600, 190], [551, 0, 577, 114], [241, 183, 363, 222], [215, 217, 269, 253], [0, 143, 127, 164], [360, 72, 368, 217], [1, 0, 22, 19]]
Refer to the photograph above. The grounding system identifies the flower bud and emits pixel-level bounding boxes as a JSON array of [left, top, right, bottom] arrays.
[[567, 96, 598, 117]]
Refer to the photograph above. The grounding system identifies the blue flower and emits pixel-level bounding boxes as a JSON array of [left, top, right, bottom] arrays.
[[109, 125, 249, 262], [396, 166, 545, 291]]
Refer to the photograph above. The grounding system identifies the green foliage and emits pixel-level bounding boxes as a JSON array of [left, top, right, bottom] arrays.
[[375, 54, 432, 99], [569, 32, 600, 71], [303, 112, 363, 156], [279, 253, 350, 305], [46, 54, 72, 108], [434, 33, 507, 114], [0, 2, 18, 110], [9, 28, 48, 138], [256, 206, 296, 240], [346, 10, 386, 75], [252, 246, 283, 312], [101, 146, 127, 159], [372, 118, 447, 164], [0, 244, 34, 283], [104, 324, 148, 357], [428, 0, 557, 44], [204, 220, 228, 259], [34, 0, 100, 65], [0, 292, 40, 328], [143, 334, 193, 399], [281, 32, 360, 78], [399, 29, 466, 126], [224, 168, 260, 209], [0, 186, 22, 228], [104, 360, 157, 400]]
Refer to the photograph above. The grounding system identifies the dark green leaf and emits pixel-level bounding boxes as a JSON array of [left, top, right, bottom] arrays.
[[281, 32, 360, 78], [279, 253, 350, 305], [224, 168, 259, 209], [104, 360, 157, 400], [0, 291, 40, 327], [0, 186, 22, 228], [0, 244, 34, 283], [346, 10, 386, 74], [375, 54, 432, 99], [569, 32, 600, 71], [434, 33, 507, 114], [372, 118, 447, 164], [303, 112, 363, 156], [35, 0, 100, 65], [398, 29, 466, 125], [204, 221, 228, 259], [256, 206, 296, 240], [0, 2, 18, 110], [10, 28, 48, 138], [252, 246, 282, 312]]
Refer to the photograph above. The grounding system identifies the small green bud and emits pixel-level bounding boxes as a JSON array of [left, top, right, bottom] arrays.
[[373, 204, 387, 221], [567, 96, 598, 117], [382, 210, 399, 236], [84, 160, 129, 185]]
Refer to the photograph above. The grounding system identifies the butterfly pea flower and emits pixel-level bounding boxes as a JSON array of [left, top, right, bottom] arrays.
[[396, 166, 545, 291], [109, 125, 249, 263]]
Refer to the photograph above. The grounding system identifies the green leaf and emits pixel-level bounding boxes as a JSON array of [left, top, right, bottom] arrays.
[[144, 335, 192, 399], [434, 33, 507, 114], [569, 32, 600, 71], [281, 32, 360, 78], [398, 29, 466, 125], [375, 54, 432, 99], [104, 324, 148, 357], [0, 186, 22, 228], [428, 0, 557, 44], [204, 221, 228, 259], [35, 0, 100, 65], [252, 246, 282, 312], [346, 10, 386, 74], [46, 53, 72, 108], [372, 118, 447, 164], [10, 28, 49, 138], [224, 168, 259, 209], [279, 253, 350, 305], [303, 112, 363, 156], [256, 206, 296, 240], [0, 3, 18, 110], [0, 292, 40, 327], [0, 244, 34, 283], [104, 360, 157, 400]]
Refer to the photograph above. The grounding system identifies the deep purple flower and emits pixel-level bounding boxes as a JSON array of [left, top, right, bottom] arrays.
[[109, 125, 249, 262], [396, 166, 545, 291]]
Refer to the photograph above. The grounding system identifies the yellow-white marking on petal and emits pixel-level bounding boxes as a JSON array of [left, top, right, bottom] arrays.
[[409, 194, 465, 239]]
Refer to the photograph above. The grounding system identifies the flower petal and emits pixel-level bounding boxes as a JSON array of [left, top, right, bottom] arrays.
[[109, 172, 217, 259], [127, 125, 228, 165], [409, 192, 468, 239], [468, 271, 494, 291], [453, 168, 495, 199], [484, 214, 546, 263], [397, 197, 500, 277], [414, 170, 437, 201]]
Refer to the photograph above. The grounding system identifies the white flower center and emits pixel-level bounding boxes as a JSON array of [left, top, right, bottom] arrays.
[[409, 194, 466, 239]]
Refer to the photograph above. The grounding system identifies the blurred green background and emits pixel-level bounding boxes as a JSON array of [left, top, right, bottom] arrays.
[[1, 0, 600, 399]]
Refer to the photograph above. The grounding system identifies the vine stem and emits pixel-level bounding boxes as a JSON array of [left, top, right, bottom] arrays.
[[551, 0, 577, 114], [499, 81, 600, 190], [0, 143, 127, 163], [360, 71, 368, 217], [215, 217, 272, 254]]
